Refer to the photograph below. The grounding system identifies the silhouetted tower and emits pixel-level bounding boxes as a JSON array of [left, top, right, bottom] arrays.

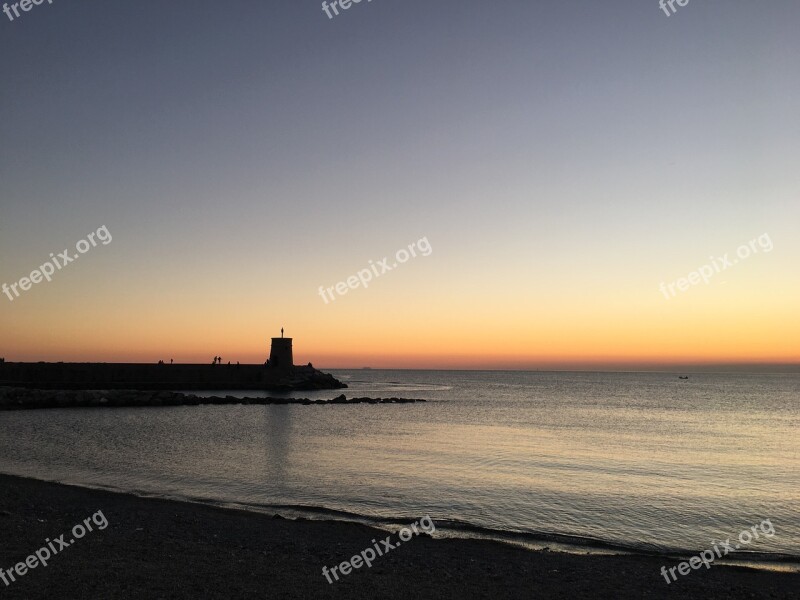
[[269, 331, 293, 368]]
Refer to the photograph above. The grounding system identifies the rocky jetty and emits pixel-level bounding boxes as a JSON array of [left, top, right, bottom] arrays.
[[0, 362, 347, 391], [0, 388, 425, 411]]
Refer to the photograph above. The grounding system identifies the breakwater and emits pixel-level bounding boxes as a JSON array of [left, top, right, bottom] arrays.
[[0, 362, 346, 391], [0, 388, 425, 410]]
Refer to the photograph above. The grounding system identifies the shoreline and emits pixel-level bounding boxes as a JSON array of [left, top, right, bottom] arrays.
[[1, 474, 798, 599], [13, 476, 800, 571], [88, 489, 800, 570]]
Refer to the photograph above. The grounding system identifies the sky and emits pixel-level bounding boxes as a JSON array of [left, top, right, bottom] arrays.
[[1, 0, 798, 369]]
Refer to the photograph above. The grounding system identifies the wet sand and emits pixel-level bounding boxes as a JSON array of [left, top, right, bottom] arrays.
[[0, 474, 797, 599]]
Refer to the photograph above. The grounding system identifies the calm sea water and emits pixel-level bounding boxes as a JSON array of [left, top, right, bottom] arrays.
[[1, 370, 797, 563]]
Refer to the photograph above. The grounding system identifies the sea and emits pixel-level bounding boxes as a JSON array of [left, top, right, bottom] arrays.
[[1, 370, 797, 568]]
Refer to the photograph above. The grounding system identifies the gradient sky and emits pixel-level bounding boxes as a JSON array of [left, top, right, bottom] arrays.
[[1, 0, 798, 369]]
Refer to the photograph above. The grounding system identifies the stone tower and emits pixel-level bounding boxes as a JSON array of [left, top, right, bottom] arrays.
[[268, 330, 293, 369]]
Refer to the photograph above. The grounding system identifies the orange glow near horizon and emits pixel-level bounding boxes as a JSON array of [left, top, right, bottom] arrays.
[[2, 221, 798, 370], [3, 298, 798, 369]]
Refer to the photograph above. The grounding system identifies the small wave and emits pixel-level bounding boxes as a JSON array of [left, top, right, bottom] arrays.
[[7, 473, 798, 570], [149, 497, 799, 568]]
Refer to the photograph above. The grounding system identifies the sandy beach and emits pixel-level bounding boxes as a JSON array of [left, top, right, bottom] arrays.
[[0, 474, 797, 599]]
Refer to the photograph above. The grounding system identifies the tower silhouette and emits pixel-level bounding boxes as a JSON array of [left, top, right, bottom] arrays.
[[269, 332, 293, 368]]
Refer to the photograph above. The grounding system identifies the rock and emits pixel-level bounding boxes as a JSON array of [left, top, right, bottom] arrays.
[[0, 386, 425, 411]]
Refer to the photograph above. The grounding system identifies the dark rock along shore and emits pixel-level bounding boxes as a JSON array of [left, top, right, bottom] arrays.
[[0, 388, 425, 410]]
